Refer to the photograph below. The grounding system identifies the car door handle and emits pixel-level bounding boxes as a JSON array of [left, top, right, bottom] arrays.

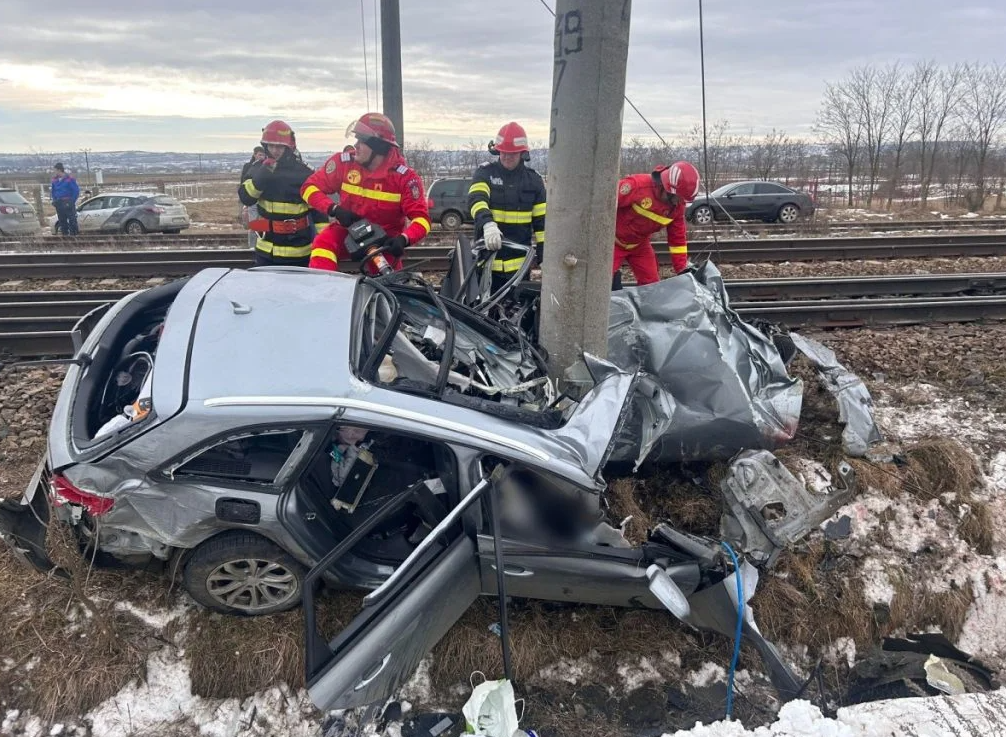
[[490, 564, 534, 577], [354, 653, 391, 690]]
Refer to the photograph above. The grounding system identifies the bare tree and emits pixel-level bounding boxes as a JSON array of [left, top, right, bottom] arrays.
[[960, 62, 1006, 210], [688, 119, 735, 189], [848, 65, 899, 206], [914, 62, 963, 207], [748, 128, 790, 180], [817, 80, 864, 206], [403, 138, 438, 183], [884, 66, 919, 209]]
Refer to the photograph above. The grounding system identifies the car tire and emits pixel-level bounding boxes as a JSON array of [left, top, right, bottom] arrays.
[[183, 531, 304, 616], [124, 220, 146, 235], [440, 211, 463, 230], [776, 203, 801, 224], [691, 205, 714, 225]]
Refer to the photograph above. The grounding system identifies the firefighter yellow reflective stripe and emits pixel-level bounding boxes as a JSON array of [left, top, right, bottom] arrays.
[[302, 184, 322, 203], [491, 209, 533, 224], [257, 199, 310, 215], [531, 202, 547, 217], [255, 238, 312, 258], [341, 183, 402, 202], [468, 182, 491, 196], [631, 203, 672, 225], [534, 230, 545, 243], [243, 179, 262, 198], [311, 247, 338, 263], [413, 216, 431, 234], [314, 223, 327, 234], [471, 201, 490, 218], [616, 238, 639, 249], [490, 256, 527, 272], [669, 245, 688, 254]]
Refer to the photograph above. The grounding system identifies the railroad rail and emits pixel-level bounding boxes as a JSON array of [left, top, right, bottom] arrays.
[[2, 234, 1006, 279], [6, 271, 1006, 356], [3, 217, 1005, 251]]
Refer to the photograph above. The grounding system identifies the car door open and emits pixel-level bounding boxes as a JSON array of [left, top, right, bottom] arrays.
[[303, 477, 489, 712]]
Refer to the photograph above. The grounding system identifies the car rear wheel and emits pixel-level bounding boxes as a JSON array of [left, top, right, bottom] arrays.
[[692, 205, 713, 225], [183, 531, 304, 615], [777, 204, 801, 224], [440, 210, 463, 230], [124, 219, 146, 235]]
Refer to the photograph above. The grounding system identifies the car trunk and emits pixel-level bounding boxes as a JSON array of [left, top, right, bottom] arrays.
[[152, 196, 189, 227], [47, 269, 229, 470]]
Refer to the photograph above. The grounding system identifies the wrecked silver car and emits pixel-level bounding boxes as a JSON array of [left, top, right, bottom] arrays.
[[0, 266, 807, 713]]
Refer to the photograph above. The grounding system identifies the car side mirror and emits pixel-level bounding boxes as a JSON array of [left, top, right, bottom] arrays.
[[725, 192, 735, 198]]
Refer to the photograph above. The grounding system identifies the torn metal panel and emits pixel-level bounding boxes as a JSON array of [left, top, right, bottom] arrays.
[[720, 450, 855, 566], [606, 262, 803, 465], [790, 332, 882, 456]]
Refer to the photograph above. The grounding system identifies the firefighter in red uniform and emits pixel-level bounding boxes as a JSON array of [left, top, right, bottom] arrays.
[[612, 161, 701, 288], [301, 113, 431, 272]]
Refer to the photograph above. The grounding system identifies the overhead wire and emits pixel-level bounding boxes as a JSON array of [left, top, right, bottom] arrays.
[[360, 0, 371, 109], [374, 0, 381, 105]]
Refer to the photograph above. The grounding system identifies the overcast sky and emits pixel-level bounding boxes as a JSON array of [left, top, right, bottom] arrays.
[[0, 0, 1002, 153]]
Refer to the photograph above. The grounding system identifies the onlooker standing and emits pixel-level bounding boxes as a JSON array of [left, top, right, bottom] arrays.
[[51, 163, 80, 236], [241, 146, 267, 249]]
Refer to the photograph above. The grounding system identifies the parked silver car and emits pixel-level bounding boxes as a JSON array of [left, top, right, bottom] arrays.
[[48, 191, 191, 234], [0, 188, 42, 237], [0, 266, 801, 712]]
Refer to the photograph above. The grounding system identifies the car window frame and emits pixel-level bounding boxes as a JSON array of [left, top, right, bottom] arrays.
[[158, 423, 322, 493], [755, 183, 790, 195], [731, 183, 757, 196], [79, 197, 108, 212]]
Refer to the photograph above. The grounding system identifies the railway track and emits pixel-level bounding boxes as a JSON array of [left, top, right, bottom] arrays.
[[2, 217, 1004, 251], [1, 234, 1006, 280], [6, 271, 1006, 357]]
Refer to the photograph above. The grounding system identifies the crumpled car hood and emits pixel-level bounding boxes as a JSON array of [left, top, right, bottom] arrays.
[[606, 262, 804, 465]]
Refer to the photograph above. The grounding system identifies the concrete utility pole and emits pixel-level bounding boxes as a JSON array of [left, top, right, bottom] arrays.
[[380, 0, 404, 147], [540, 0, 632, 379]]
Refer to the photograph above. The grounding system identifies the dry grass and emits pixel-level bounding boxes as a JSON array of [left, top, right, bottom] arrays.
[[605, 478, 653, 545], [903, 438, 980, 501], [889, 574, 973, 642], [185, 589, 362, 699], [958, 499, 995, 555], [633, 468, 722, 537], [429, 598, 693, 690], [0, 522, 159, 721]]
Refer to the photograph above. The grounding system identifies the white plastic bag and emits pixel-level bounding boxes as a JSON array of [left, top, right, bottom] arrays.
[[461, 672, 522, 737]]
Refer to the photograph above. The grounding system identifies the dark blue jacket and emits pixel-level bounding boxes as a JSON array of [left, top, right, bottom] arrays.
[[51, 175, 79, 201]]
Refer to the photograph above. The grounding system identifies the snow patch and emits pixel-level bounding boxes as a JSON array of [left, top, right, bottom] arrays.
[[113, 601, 188, 630], [685, 662, 726, 688]]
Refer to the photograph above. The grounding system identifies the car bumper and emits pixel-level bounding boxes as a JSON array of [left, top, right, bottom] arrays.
[[158, 216, 191, 230], [0, 218, 43, 236], [0, 457, 59, 574]]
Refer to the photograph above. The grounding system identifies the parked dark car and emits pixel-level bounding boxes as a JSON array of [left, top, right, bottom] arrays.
[[686, 181, 815, 225], [427, 177, 473, 229], [48, 191, 191, 235]]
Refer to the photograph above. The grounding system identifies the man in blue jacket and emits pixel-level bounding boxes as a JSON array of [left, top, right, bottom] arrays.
[[51, 163, 80, 235]]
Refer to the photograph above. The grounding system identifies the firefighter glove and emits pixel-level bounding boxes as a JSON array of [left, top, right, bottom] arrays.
[[250, 163, 272, 190], [482, 221, 503, 251], [384, 234, 408, 258], [329, 204, 360, 228]]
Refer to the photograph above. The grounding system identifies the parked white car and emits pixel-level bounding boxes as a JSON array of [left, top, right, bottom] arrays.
[[48, 192, 191, 234]]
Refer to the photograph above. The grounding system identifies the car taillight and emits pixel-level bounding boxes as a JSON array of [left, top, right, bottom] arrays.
[[0, 206, 15, 215], [51, 474, 115, 516], [143, 206, 165, 214]]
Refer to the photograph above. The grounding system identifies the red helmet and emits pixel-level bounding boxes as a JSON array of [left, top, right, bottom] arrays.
[[658, 162, 701, 202], [346, 112, 398, 147], [261, 120, 296, 149], [491, 122, 529, 154]]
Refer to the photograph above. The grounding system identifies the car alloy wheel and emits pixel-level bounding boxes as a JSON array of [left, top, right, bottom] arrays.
[[778, 204, 800, 224], [125, 220, 146, 235], [205, 557, 300, 612], [441, 211, 463, 230], [692, 205, 713, 225]]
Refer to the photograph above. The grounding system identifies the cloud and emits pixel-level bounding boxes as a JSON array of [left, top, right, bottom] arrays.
[[0, 0, 1002, 151]]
